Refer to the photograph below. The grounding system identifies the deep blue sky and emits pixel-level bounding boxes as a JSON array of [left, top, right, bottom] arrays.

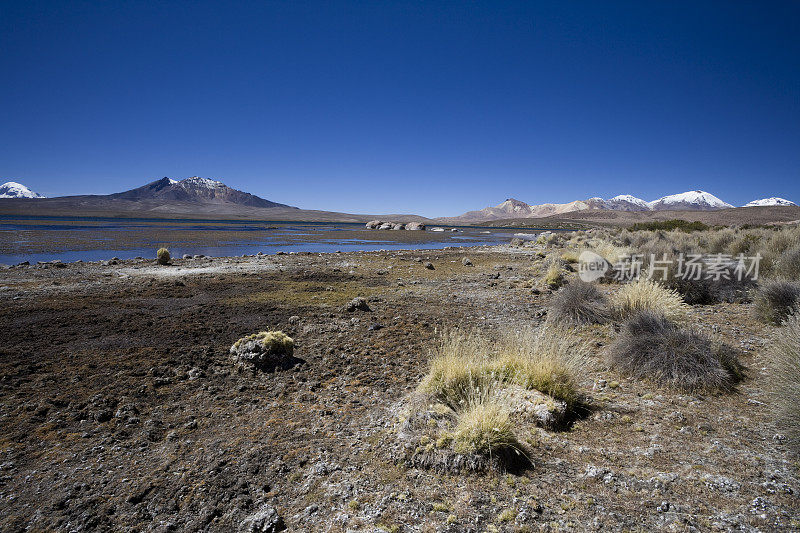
[[1, 1, 798, 216]]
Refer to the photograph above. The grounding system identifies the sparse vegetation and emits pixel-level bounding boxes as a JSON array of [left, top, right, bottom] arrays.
[[629, 219, 710, 232], [418, 328, 587, 411], [611, 278, 688, 321], [450, 392, 522, 456], [766, 313, 800, 451], [548, 281, 610, 325], [775, 245, 800, 280], [752, 280, 800, 325], [156, 247, 170, 265], [231, 330, 294, 354], [608, 312, 741, 391], [544, 263, 565, 289]]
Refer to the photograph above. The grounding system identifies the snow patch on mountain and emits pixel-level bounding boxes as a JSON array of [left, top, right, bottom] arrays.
[[743, 197, 797, 207], [180, 177, 224, 189], [647, 191, 733, 211], [609, 194, 649, 207], [0, 181, 45, 199]]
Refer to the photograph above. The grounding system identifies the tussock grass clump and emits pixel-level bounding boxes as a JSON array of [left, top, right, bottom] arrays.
[[548, 281, 610, 325], [489, 329, 586, 409], [611, 279, 688, 321], [419, 348, 492, 410], [592, 241, 630, 265], [451, 393, 522, 455], [561, 249, 580, 263], [544, 263, 565, 289], [231, 330, 294, 354], [608, 312, 740, 391], [775, 245, 800, 280], [156, 247, 171, 265], [413, 327, 587, 467], [766, 313, 800, 450], [418, 328, 587, 411], [752, 280, 800, 325]]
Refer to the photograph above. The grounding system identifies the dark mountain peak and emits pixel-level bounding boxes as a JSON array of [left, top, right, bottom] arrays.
[[108, 177, 294, 209]]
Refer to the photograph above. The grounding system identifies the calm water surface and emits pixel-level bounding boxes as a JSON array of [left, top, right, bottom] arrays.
[[0, 215, 557, 264]]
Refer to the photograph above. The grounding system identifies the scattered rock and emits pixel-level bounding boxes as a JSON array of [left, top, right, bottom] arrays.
[[229, 331, 299, 372], [462, 257, 473, 266], [239, 504, 286, 533], [501, 385, 569, 430], [344, 297, 371, 312], [424, 262, 435, 270]]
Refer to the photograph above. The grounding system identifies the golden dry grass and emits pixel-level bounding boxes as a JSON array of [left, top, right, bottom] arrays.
[[767, 313, 800, 451], [156, 247, 170, 265], [450, 393, 521, 455], [418, 327, 588, 410], [611, 278, 689, 321]]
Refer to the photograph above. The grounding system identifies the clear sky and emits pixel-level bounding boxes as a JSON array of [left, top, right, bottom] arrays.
[[1, 1, 798, 217]]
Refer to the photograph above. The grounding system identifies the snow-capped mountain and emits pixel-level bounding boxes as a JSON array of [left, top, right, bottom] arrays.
[[743, 197, 797, 207], [605, 194, 650, 211], [108, 177, 292, 208], [441, 190, 748, 222], [647, 191, 733, 211], [0, 181, 45, 199]]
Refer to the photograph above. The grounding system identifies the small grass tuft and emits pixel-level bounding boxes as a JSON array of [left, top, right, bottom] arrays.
[[544, 264, 565, 289], [156, 247, 170, 265]]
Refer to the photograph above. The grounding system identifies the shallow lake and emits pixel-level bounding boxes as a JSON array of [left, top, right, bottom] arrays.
[[0, 215, 556, 264]]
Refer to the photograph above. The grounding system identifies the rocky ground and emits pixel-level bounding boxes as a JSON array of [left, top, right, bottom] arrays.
[[0, 245, 798, 532]]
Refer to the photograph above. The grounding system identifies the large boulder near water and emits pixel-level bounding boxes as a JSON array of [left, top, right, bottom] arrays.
[[365, 220, 382, 229], [230, 331, 298, 372], [405, 221, 426, 231]]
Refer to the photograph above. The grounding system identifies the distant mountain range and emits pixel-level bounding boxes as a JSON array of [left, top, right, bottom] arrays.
[[438, 190, 796, 223], [0, 178, 797, 224], [0, 177, 423, 223]]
